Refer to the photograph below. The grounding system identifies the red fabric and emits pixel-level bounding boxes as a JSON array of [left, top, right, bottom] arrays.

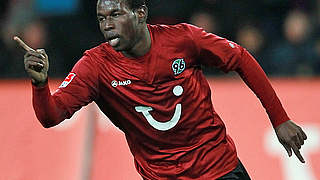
[[32, 83, 62, 127], [32, 23, 289, 179], [187, 24, 289, 127]]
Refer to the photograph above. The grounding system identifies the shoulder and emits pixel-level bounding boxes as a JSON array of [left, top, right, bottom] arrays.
[[149, 23, 203, 35], [72, 43, 111, 74], [149, 23, 204, 48], [84, 42, 114, 59], [75, 42, 119, 67]]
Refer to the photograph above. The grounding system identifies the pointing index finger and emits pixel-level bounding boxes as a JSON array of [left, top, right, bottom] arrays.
[[290, 142, 305, 163], [13, 36, 35, 52]]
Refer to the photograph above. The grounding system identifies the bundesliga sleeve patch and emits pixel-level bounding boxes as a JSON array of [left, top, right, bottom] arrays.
[[59, 73, 76, 88]]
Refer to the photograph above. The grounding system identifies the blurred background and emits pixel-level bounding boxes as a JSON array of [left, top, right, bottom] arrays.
[[0, 0, 320, 77], [0, 0, 319, 180]]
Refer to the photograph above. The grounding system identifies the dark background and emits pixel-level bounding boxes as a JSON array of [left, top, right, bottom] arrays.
[[0, 0, 319, 78]]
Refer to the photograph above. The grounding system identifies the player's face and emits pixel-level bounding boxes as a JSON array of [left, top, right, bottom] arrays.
[[97, 0, 140, 52]]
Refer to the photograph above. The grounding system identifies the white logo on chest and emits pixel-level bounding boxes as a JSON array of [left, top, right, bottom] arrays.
[[135, 85, 183, 131]]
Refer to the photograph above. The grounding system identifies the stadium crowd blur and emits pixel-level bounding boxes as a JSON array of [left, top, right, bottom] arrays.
[[0, 0, 319, 78]]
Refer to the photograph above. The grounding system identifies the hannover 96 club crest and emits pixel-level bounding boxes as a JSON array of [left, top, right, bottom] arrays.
[[172, 58, 186, 75]]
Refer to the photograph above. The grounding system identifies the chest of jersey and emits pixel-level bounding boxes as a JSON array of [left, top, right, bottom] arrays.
[[94, 45, 210, 133]]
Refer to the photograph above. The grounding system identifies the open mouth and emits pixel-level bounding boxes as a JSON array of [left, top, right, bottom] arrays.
[[106, 34, 121, 47], [108, 37, 120, 47]]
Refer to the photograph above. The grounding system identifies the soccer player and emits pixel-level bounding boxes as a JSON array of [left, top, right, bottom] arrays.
[[15, 0, 307, 179]]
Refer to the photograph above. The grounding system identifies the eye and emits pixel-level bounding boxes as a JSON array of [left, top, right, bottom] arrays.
[[112, 12, 121, 17], [97, 16, 105, 22]]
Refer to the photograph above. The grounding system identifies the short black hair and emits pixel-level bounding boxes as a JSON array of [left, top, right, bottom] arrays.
[[97, 0, 146, 10], [126, 0, 146, 10]]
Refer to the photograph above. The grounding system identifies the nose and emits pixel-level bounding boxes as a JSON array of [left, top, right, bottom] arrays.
[[102, 17, 114, 31]]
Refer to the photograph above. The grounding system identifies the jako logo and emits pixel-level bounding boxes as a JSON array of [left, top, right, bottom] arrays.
[[111, 80, 131, 88]]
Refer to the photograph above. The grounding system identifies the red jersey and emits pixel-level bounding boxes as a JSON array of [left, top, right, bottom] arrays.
[[33, 23, 290, 179]]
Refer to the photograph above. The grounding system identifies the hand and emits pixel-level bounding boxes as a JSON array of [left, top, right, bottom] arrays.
[[13, 36, 49, 86], [275, 120, 307, 163]]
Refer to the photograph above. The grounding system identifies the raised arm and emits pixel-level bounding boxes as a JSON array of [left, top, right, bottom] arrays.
[[14, 36, 61, 127], [14, 36, 98, 128]]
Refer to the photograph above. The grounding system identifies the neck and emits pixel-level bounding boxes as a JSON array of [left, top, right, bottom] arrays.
[[121, 24, 151, 58]]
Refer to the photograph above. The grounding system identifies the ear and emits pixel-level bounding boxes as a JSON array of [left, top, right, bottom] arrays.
[[135, 5, 148, 23]]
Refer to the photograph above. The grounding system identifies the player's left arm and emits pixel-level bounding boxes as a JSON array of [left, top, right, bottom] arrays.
[[234, 49, 307, 163], [187, 24, 307, 163]]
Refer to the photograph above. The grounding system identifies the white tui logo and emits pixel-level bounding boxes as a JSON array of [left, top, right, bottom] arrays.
[[135, 85, 183, 131]]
